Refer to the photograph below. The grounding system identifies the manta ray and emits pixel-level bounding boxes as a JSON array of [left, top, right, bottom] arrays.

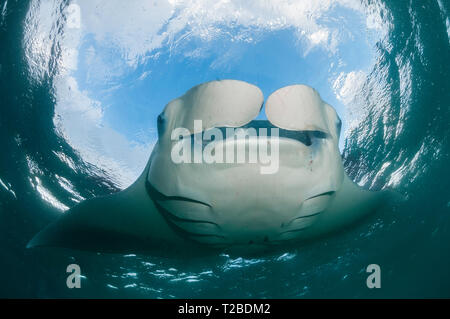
[[27, 80, 387, 255]]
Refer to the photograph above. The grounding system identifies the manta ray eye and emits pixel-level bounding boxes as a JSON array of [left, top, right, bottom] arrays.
[[336, 118, 342, 137], [157, 113, 167, 136]]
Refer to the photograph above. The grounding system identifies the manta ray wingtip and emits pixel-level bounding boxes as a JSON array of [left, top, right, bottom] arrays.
[[26, 217, 72, 249], [26, 225, 57, 249]]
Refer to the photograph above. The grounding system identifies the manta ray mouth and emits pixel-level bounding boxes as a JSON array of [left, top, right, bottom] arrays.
[[188, 120, 327, 147]]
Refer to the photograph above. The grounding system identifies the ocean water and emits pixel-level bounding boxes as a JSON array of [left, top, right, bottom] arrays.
[[0, 0, 449, 298]]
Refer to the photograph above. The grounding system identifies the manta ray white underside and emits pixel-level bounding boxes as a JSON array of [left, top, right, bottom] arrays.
[[28, 80, 386, 256]]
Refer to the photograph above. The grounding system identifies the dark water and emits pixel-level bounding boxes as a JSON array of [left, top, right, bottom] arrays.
[[0, 0, 449, 298]]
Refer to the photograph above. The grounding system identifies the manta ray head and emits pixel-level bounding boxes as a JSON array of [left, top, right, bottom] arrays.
[[147, 80, 344, 248]]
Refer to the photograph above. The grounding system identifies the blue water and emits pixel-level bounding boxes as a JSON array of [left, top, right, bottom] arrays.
[[0, 0, 449, 298]]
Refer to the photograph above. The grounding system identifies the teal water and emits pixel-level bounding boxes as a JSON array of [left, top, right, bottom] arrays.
[[0, 0, 449, 298]]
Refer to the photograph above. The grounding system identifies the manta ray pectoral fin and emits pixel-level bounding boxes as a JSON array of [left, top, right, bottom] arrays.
[[27, 194, 146, 252], [26, 165, 182, 253], [307, 174, 389, 237]]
